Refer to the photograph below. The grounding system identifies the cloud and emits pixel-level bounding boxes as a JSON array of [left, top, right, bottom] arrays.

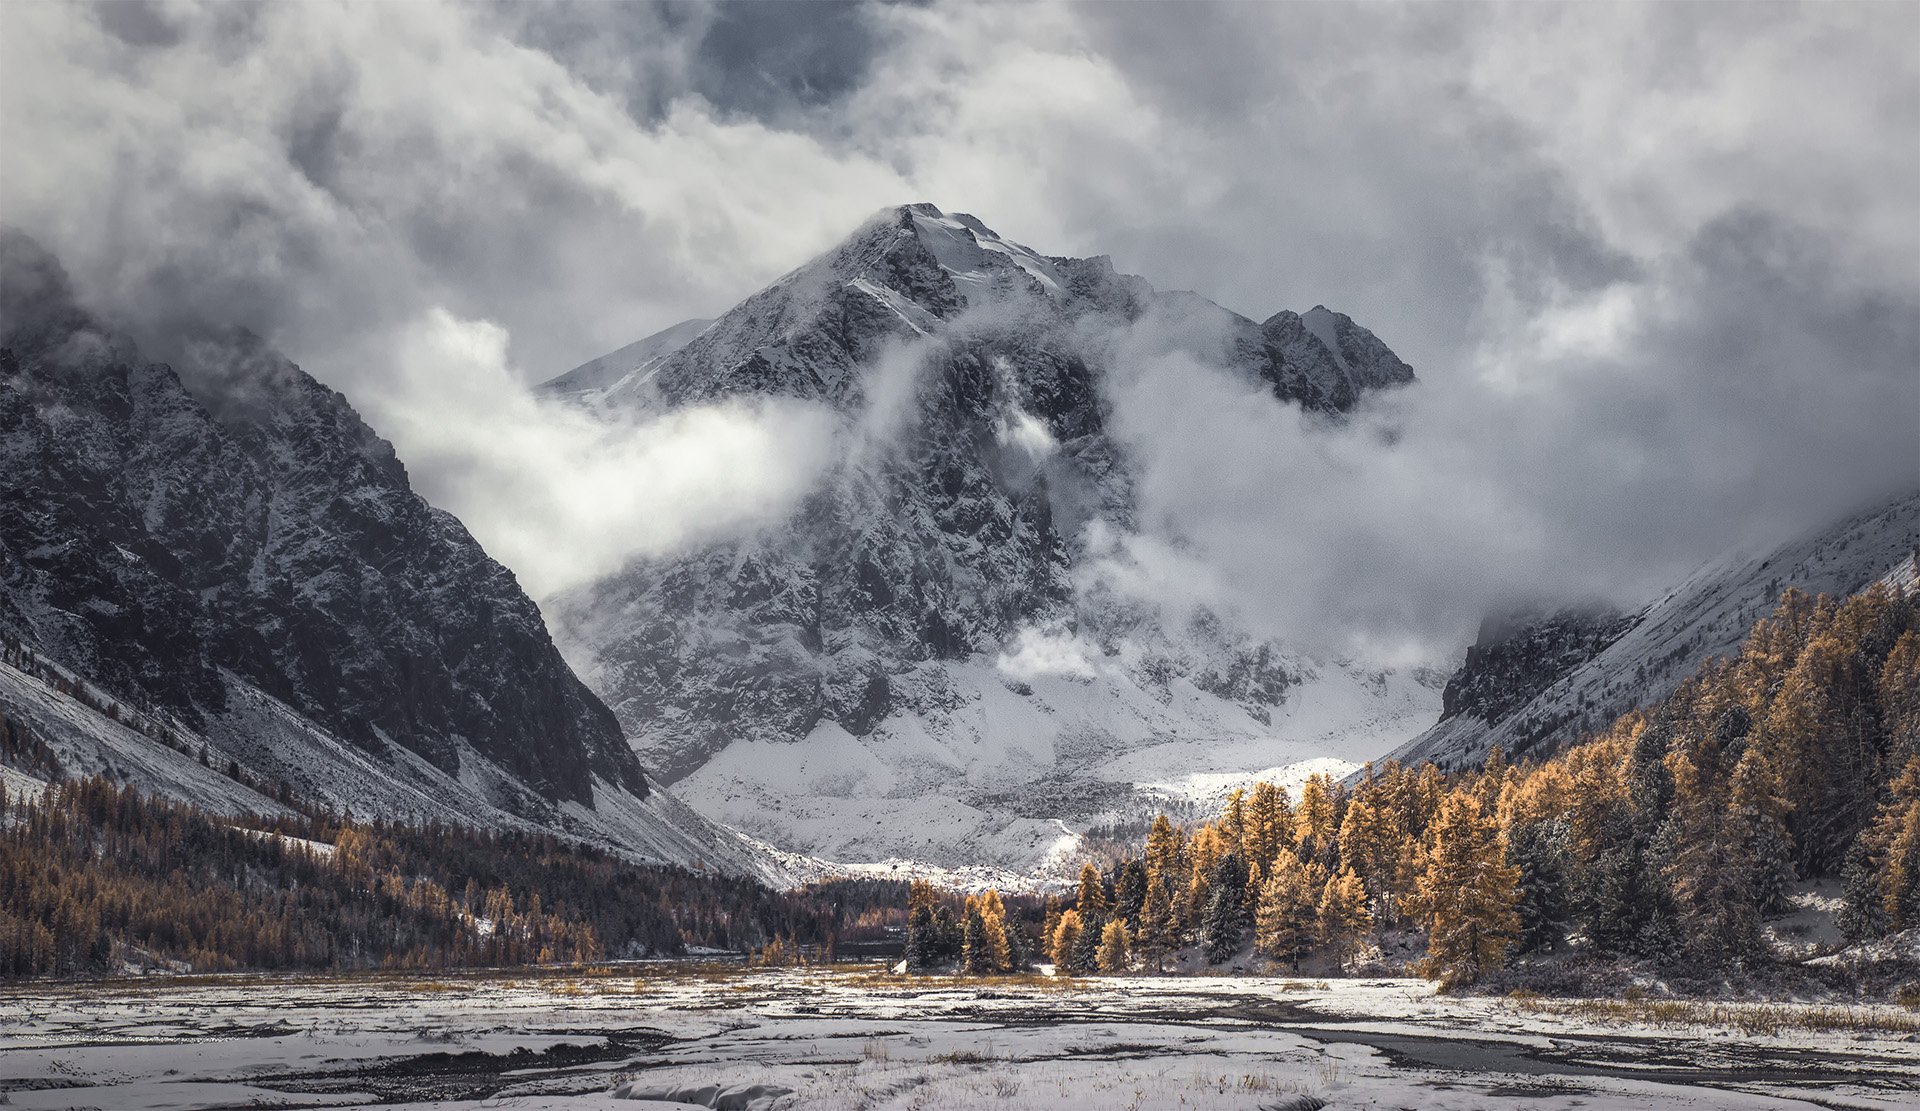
[[0, 0, 908, 376], [1, 0, 1914, 652], [373, 308, 839, 598], [995, 407, 1057, 461], [996, 623, 1099, 683], [1095, 208, 1918, 653]]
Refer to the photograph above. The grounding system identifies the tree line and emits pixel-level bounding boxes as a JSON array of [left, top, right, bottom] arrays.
[[907, 582, 1919, 986], [0, 776, 907, 978]]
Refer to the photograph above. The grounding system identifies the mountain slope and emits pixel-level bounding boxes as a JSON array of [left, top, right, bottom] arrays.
[[0, 230, 796, 885], [546, 203, 1433, 873], [540, 317, 713, 408], [0, 645, 801, 887], [1391, 490, 1920, 771]]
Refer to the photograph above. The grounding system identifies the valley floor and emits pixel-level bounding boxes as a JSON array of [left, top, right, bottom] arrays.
[[1, 966, 1915, 1110]]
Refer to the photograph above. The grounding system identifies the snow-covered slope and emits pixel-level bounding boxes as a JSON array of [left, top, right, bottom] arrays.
[[0, 651, 802, 887], [539, 317, 712, 408], [545, 203, 1434, 874], [673, 657, 1438, 877], [1390, 490, 1920, 771], [0, 229, 798, 886]]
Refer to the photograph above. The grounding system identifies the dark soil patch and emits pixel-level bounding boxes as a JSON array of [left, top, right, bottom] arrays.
[[1287, 1025, 1917, 1097], [260, 1029, 674, 1105]]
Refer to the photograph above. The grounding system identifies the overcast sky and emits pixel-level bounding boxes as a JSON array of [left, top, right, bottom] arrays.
[[2, 0, 1915, 654]]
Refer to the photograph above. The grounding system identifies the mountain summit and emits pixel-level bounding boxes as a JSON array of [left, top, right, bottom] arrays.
[[547, 204, 1431, 874], [544, 204, 1415, 416]]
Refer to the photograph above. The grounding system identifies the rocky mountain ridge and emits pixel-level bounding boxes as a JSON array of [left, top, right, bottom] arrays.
[[1393, 489, 1920, 771], [1438, 607, 1637, 727], [0, 229, 796, 884]]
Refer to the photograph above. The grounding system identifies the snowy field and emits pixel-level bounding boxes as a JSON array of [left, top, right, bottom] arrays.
[[2, 966, 1915, 1110]]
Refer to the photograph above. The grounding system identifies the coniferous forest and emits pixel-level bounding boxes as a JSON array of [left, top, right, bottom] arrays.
[[0, 776, 905, 978], [906, 583, 1920, 990], [5, 582, 1913, 987]]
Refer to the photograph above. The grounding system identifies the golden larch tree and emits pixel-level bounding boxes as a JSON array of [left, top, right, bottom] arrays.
[[1318, 868, 1373, 971], [1254, 848, 1319, 970], [1095, 918, 1132, 973], [1416, 793, 1520, 987], [1050, 909, 1085, 972]]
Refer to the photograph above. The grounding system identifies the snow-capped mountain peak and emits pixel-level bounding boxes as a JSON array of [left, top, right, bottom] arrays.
[[540, 203, 1414, 419], [903, 204, 1067, 304], [542, 204, 1430, 875], [542, 317, 714, 407]]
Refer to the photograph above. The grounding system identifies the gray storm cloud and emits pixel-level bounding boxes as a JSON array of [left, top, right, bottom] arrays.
[[1, 0, 1914, 648]]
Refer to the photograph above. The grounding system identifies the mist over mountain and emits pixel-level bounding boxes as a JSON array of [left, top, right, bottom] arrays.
[[538, 204, 1437, 871], [1395, 491, 1920, 773]]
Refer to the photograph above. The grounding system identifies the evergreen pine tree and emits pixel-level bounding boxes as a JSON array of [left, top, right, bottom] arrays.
[[1005, 915, 1028, 972], [1507, 818, 1571, 955], [1201, 852, 1249, 964], [1663, 751, 1764, 966], [929, 905, 962, 967], [1726, 748, 1795, 917], [1112, 857, 1148, 930], [905, 904, 934, 971], [1071, 910, 1105, 973], [961, 901, 990, 975], [1839, 839, 1891, 942]]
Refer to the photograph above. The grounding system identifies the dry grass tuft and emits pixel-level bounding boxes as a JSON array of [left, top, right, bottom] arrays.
[[931, 1049, 1000, 1065], [1510, 995, 1920, 1036]]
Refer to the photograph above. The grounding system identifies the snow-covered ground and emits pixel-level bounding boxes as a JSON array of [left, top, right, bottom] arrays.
[[3, 967, 1912, 1110], [675, 655, 1439, 879]]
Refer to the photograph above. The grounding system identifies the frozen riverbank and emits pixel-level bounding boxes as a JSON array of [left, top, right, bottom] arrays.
[[2, 966, 1915, 1109]]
